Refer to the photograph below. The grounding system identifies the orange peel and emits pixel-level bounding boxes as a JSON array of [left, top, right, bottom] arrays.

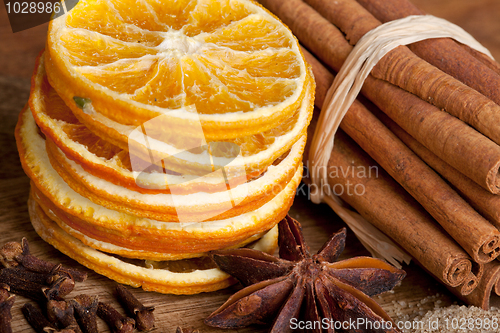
[[29, 196, 278, 294]]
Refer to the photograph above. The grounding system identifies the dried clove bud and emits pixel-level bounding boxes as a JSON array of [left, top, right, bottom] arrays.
[[22, 303, 56, 333], [45, 265, 75, 297], [46, 299, 82, 333], [97, 301, 135, 333], [0, 267, 68, 301], [116, 285, 155, 331], [0, 284, 15, 333], [43, 276, 72, 301], [0, 284, 9, 302], [16, 238, 87, 282], [0, 242, 22, 268], [70, 295, 98, 333]]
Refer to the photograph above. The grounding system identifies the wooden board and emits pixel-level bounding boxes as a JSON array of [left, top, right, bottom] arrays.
[[0, 0, 499, 331]]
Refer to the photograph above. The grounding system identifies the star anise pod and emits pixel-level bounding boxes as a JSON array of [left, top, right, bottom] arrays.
[[205, 215, 405, 332]]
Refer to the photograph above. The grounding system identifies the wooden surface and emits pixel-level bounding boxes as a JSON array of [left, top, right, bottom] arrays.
[[0, 0, 499, 332]]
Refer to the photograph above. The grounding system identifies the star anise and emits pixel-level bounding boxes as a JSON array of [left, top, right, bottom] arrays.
[[205, 215, 405, 332]]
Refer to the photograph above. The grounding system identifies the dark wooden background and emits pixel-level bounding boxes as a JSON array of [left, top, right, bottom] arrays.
[[1, 0, 499, 331]]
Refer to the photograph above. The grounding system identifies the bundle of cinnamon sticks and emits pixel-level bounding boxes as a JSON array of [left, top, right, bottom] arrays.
[[258, 0, 500, 309]]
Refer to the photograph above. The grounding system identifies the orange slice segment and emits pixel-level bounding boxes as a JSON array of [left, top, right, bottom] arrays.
[[201, 14, 293, 51], [182, 0, 252, 36], [64, 0, 166, 47]]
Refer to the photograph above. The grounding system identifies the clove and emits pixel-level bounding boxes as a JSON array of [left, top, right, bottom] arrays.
[[0, 267, 64, 301], [70, 295, 98, 333], [116, 285, 155, 331], [45, 277, 75, 304], [97, 301, 135, 333], [0, 284, 14, 333], [46, 299, 82, 333], [0, 284, 9, 302], [16, 238, 87, 282], [44, 266, 75, 298], [0, 242, 22, 268], [22, 303, 56, 333]]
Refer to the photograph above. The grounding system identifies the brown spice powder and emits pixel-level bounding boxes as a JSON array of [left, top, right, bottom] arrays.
[[394, 295, 500, 333]]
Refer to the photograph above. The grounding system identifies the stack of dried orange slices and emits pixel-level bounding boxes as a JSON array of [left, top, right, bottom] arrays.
[[16, 0, 314, 294]]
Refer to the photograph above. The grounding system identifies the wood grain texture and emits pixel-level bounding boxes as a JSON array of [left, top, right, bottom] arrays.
[[0, 0, 498, 331]]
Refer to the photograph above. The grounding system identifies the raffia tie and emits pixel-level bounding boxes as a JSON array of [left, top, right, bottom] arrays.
[[308, 15, 494, 268]]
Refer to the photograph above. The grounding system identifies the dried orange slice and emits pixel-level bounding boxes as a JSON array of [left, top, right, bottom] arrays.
[[31, 53, 313, 188], [26, 86, 304, 222], [33, 186, 274, 261], [16, 105, 301, 256], [45, 0, 311, 141], [29, 196, 279, 294], [46, 135, 304, 222]]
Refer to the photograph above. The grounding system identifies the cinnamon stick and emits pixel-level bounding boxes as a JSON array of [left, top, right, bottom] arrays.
[[259, 0, 500, 194], [303, 49, 474, 289], [304, 47, 500, 264], [360, 74, 500, 195], [258, 0, 349, 71], [356, 0, 500, 104], [461, 45, 500, 77], [453, 272, 480, 298], [303, 0, 500, 146], [377, 111, 500, 227], [448, 261, 500, 310], [305, 123, 473, 289], [449, 262, 483, 298]]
